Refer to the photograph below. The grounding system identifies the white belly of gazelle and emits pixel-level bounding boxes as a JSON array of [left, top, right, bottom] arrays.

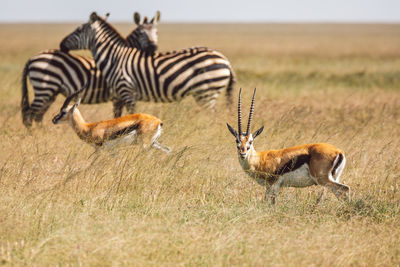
[[103, 130, 138, 149], [278, 164, 317, 188]]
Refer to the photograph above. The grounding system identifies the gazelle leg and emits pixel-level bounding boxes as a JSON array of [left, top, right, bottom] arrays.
[[315, 187, 326, 205], [311, 187, 327, 210], [324, 181, 350, 201], [267, 182, 280, 205], [264, 183, 272, 202], [152, 141, 171, 154]]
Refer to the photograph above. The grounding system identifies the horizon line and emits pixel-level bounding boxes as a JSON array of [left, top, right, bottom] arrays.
[[1, 20, 400, 24]]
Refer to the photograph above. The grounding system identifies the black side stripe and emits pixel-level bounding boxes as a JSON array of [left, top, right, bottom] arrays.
[[163, 55, 223, 99], [106, 123, 140, 141], [274, 154, 311, 176]]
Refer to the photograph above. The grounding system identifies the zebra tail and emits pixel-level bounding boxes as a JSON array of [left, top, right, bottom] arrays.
[[225, 66, 236, 104], [21, 60, 31, 127]]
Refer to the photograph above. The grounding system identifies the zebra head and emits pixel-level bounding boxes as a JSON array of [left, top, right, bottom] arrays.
[[60, 12, 118, 53], [52, 85, 86, 124], [126, 11, 161, 54]]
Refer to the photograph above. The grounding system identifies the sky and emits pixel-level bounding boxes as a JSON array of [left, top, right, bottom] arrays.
[[1, 0, 399, 23]]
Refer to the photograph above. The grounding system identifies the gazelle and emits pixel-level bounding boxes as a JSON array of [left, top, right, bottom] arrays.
[[226, 89, 350, 204], [52, 87, 171, 153]]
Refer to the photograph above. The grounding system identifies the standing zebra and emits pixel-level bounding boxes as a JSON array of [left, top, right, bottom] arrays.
[[21, 11, 161, 128], [59, 12, 235, 113]]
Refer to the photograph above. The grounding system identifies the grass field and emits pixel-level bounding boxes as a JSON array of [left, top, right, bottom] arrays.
[[0, 22, 400, 265]]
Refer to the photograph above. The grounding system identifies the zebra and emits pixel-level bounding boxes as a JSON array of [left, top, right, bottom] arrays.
[[21, 11, 161, 128], [59, 12, 236, 114]]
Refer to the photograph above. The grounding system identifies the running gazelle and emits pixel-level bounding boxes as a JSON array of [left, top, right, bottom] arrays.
[[52, 86, 171, 153], [21, 11, 160, 128], [226, 89, 350, 204]]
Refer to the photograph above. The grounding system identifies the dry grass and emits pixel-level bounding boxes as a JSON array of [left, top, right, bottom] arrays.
[[0, 22, 400, 266]]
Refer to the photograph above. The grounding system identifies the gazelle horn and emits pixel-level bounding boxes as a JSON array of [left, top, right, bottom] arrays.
[[246, 88, 256, 136], [238, 88, 242, 135]]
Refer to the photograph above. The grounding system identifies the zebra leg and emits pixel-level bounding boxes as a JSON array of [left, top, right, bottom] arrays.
[[114, 85, 137, 115], [31, 90, 58, 124], [22, 109, 33, 128], [33, 99, 57, 123], [193, 91, 221, 110], [112, 98, 124, 118], [125, 99, 137, 115]]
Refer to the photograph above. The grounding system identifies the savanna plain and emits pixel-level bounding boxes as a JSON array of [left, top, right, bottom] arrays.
[[0, 22, 400, 266]]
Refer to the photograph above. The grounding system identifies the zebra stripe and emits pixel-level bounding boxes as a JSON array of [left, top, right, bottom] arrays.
[[21, 12, 160, 128], [59, 12, 236, 112]]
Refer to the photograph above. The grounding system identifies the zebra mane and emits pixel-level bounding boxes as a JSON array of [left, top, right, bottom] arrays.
[[93, 15, 128, 47]]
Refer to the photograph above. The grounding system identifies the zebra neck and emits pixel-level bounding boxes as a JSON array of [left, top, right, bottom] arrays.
[[90, 20, 131, 78], [126, 32, 140, 48]]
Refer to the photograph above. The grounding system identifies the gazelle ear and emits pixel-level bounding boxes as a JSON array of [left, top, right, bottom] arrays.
[[151, 10, 161, 24], [226, 123, 238, 138], [252, 126, 264, 139], [134, 12, 141, 25]]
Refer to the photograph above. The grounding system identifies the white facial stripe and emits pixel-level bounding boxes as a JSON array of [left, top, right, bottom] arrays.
[[143, 28, 157, 43]]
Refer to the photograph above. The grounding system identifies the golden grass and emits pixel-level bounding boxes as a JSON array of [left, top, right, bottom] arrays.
[[0, 23, 400, 266]]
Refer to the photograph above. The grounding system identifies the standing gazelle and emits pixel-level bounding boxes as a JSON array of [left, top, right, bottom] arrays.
[[52, 87, 171, 153], [226, 89, 350, 204]]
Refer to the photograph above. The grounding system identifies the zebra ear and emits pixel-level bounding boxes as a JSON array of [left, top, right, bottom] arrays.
[[90, 12, 98, 23], [104, 13, 110, 21], [143, 16, 148, 24], [134, 12, 141, 25], [151, 11, 161, 24]]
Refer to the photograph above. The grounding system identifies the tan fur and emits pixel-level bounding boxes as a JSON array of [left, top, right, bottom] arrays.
[[229, 89, 349, 204], [238, 138, 349, 203], [54, 105, 170, 153], [254, 143, 341, 177], [67, 110, 160, 146]]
